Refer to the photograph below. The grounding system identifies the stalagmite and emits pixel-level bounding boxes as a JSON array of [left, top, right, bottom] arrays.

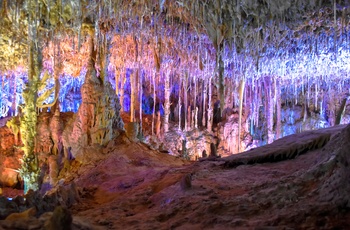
[[20, 0, 41, 193]]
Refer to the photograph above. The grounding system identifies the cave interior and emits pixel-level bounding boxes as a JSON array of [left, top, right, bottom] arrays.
[[0, 0, 350, 229]]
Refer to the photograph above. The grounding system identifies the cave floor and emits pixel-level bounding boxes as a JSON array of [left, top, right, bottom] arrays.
[[67, 125, 350, 230]]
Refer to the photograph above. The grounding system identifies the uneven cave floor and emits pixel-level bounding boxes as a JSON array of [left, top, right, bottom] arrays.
[[59, 125, 350, 230]]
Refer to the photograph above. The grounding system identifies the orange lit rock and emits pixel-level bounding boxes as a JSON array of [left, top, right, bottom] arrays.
[[0, 168, 19, 188]]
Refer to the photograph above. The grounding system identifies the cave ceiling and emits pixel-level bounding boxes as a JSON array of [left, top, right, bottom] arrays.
[[0, 0, 349, 79]]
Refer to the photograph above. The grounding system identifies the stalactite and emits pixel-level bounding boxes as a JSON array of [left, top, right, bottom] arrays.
[[120, 70, 126, 112], [315, 80, 318, 111], [265, 77, 274, 144], [152, 71, 156, 135], [217, 43, 225, 119], [187, 105, 191, 130], [194, 75, 197, 125], [163, 71, 170, 133], [115, 67, 120, 96], [130, 36, 139, 122], [188, 76, 192, 130], [238, 78, 245, 152], [184, 73, 188, 131], [139, 70, 143, 135], [207, 76, 213, 133], [178, 94, 182, 130], [139, 33, 144, 134], [10, 73, 16, 116], [99, 34, 111, 85], [276, 78, 281, 139], [190, 108, 194, 129], [156, 110, 161, 139], [202, 78, 207, 128], [195, 107, 198, 129]]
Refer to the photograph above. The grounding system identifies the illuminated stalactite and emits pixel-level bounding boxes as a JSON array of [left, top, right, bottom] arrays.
[[276, 79, 282, 139], [207, 76, 213, 133], [217, 43, 225, 119], [163, 71, 170, 133], [238, 78, 245, 152], [202, 78, 207, 128], [265, 77, 275, 144]]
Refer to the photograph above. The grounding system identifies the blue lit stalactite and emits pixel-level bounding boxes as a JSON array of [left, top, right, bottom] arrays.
[[163, 70, 170, 133], [264, 76, 274, 144], [9, 73, 16, 116]]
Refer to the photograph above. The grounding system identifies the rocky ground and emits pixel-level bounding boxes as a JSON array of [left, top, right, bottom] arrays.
[[1, 122, 350, 229]]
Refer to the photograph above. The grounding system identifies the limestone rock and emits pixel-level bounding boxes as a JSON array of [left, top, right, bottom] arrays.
[[0, 168, 19, 188], [0, 196, 18, 220], [44, 206, 72, 230], [217, 113, 252, 156], [164, 127, 214, 160], [63, 74, 123, 161]]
